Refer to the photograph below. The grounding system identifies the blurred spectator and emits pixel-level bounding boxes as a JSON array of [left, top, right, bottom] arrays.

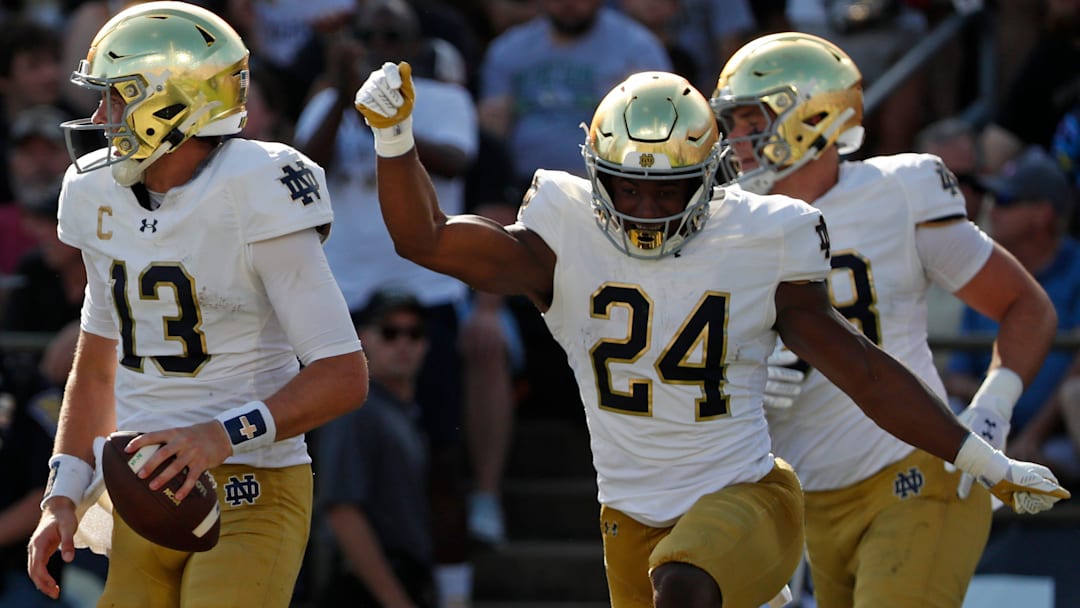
[[618, 0, 699, 86], [1054, 356, 1080, 489], [785, 0, 929, 155], [470, 0, 540, 46], [410, 0, 483, 91], [314, 289, 435, 608], [1, 106, 84, 335], [1, 105, 73, 277], [220, 0, 351, 123], [0, 108, 83, 402], [459, 131, 528, 548], [294, 0, 477, 604], [915, 116, 986, 224], [59, 1, 155, 116], [477, 0, 670, 192], [944, 146, 1080, 483], [0, 319, 82, 608], [1049, 101, 1080, 237], [664, 0, 758, 93], [980, 0, 1080, 172], [0, 17, 72, 202], [238, 67, 294, 142], [1, 188, 83, 335]]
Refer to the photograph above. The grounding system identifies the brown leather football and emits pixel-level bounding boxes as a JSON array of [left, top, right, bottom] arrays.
[[101, 431, 221, 552]]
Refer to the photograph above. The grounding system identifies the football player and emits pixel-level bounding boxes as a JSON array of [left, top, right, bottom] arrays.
[[26, 3, 368, 606], [354, 62, 1068, 607], [711, 32, 1059, 608]]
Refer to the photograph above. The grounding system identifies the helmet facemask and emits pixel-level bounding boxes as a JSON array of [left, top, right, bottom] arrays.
[[583, 72, 721, 260]]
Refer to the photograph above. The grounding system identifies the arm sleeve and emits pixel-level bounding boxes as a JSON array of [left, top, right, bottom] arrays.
[[916, 219, 994, 293], [250, 228, 362, 365], [780, 203, 832, 283], [516, 170, 572, 255], [79, 251, 119, 340], [896, 154, 968, 223]]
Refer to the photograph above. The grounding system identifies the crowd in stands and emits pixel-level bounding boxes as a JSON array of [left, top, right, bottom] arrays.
[[2, 1, 1080, 606]]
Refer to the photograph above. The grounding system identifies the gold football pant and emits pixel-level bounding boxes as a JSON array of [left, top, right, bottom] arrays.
[[97, 463, 313, 608], [804, 449, 992, 608], [600, 459, 804, 608]]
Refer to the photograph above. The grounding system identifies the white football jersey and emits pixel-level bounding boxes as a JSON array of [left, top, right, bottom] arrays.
[[58, 139, 338, 468], [766, 153, 993, 491], [519, 170, 831, 526]]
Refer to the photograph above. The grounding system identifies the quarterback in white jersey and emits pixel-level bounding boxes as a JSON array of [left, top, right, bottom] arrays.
[[28, 4, 367, 607], [714, 32, 1060, 608], [356, 62, 1068, 608]]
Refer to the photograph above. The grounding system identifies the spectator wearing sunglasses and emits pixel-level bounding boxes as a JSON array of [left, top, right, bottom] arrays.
[[313, 288, 436, 608]]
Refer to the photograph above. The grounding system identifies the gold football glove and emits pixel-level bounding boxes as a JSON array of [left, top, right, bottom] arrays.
[[354, 61, 415, 129]]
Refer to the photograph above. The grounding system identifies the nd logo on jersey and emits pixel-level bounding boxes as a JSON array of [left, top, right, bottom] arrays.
[[224, 473, 261, 506], [893, 467, 924, 498]]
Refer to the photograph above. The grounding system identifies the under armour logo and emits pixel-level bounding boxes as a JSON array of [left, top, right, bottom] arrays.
[[224, 473, 261, 506], [894, 467, 925, 498], [140, 219, 158, 233], [278, 161, 321, 205], [601, 520, 618, 536], [978, 417, 999, 443]]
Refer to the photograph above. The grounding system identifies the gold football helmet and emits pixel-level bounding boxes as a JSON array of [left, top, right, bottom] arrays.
[[710, 32, 863, 194], [584, 71, 721, 259], [62, 1, 249, 185]]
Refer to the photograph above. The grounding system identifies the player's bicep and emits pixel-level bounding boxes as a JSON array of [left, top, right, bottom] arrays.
[[916, 218, 992, 293], [250, 229, 362, 365], [953, 242, 1047, 323], [428, 216, 555, 298], [80, 251, 119, 340]]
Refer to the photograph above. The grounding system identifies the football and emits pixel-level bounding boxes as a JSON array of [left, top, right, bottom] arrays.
[[101, 431, 221, 552]]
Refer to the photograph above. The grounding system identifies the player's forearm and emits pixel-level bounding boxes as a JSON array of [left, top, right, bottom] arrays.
[[263, 350, 368, 441], [326, 506, 414, 606], [989, 282, 1056, 385], [54, 332, 117, 460], [376, 151, 447, 261], [847, 348, 971, 462]]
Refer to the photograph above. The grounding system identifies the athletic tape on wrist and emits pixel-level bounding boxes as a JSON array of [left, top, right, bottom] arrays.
[[373, 116, 415, 157], [215, 401, 277, 454], [970, 367, 1023, 419], [41, 454, 94, 510], [953, 431, 1010, 486]]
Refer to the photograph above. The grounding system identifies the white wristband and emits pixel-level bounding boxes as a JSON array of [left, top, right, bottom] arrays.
[[41, 454, 94, 510], [372, 115, 415, 157], [970, 367, 1023, 419], [953, 431, 1010, 486], [215, 401, 277, 454]]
